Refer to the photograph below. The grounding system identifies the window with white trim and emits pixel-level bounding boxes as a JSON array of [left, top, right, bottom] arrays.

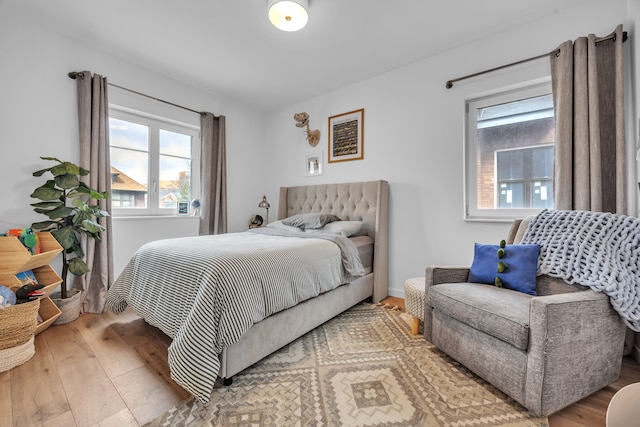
[[465, 83, 555, 221], [108, 107, 200, 216]]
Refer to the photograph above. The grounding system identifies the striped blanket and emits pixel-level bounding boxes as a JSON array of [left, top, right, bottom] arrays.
[[105, 231, 364, 402], [521, 209, 640, 331]]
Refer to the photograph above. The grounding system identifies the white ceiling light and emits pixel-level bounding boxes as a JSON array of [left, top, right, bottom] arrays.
[[268, 0, 309, 32]]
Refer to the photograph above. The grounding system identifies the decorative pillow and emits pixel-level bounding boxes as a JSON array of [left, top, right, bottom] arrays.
[[266, 220, 303, 233], [281, 213, 341, 229], [468, 242, 540, 296], [310, 220, 363, 237]]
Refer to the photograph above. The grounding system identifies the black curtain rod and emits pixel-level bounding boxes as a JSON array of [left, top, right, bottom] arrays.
[[68, 71, 204, 115], [445, 31, 627, 89]]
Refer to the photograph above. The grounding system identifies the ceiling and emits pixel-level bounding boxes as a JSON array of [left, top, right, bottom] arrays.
[[5, 0, 592, 111]]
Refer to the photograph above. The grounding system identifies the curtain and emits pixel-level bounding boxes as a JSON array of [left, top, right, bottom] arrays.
[[551, 25, 633, 355], [199, 112, 227, 235], [551, 24, 626, 214], [74, 70, 114, 313]]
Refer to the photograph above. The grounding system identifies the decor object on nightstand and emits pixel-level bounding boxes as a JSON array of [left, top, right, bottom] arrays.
[[258, 195, 271, 225], [249, 215, 264, 229], [403, 277, 425, 335], [29, 157, 109, 324], [294, 112, 321, 147]]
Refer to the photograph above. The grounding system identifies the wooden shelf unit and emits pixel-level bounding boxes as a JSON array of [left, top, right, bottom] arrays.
[[0, 231, 63, 333]]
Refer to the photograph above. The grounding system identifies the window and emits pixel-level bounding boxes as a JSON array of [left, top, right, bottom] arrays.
[[465, 83, 555, 220], [109, 108, 200, 216]]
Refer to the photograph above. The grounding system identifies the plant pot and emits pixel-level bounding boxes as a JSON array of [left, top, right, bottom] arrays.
[[50, 289, 82, 325]]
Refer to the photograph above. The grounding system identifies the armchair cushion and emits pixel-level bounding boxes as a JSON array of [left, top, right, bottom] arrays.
[[427, 283, 532, 350], [468, 243, 540, 296]]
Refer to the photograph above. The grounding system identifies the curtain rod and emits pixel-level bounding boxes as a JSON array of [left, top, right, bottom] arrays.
[[445, 31, 627, 89], [68, 71, 204, 115]]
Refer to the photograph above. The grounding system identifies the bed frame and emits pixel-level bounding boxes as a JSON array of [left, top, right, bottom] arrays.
[[218, 180, 389, 383]]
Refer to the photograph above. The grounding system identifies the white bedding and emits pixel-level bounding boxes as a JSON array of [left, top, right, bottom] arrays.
[[105, 230, 364, 402]]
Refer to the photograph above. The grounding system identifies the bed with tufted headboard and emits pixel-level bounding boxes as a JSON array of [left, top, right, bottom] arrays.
[[106, 180, 389, 403]]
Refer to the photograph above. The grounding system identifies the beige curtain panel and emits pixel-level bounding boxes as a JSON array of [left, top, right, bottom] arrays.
[[551, 24, 626, 214], [74, 70, 114, 313], [199, 113, 228, 235]]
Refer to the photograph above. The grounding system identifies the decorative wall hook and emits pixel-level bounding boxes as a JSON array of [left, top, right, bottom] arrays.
[[294, 112, 321, 147]]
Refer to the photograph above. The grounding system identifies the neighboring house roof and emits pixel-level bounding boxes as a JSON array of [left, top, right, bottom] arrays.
[[161, 193, 179, 203], [159, 180, 180, 190], [111, 167, 146, 192]]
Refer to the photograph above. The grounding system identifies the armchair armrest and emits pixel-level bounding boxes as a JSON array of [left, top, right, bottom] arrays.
[[425, 265, 470, 287], [525, 290, 626, 416], [423, 265, 470, 341]]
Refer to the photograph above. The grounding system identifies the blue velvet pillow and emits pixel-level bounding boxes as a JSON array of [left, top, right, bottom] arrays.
[[468, 243, 540, 296]]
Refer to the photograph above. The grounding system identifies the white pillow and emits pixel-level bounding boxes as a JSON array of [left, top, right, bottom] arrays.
[[266, 220, 304, 233], [310, 221, 363, 237]]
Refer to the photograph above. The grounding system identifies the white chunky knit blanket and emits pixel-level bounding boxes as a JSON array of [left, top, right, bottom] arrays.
[[521, 209, 640, 331]]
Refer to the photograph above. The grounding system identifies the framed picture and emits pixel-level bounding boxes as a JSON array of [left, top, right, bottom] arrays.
[[177, 201, 189, 215], [328, 108, 364, 163], [305, 152, 323, 176]]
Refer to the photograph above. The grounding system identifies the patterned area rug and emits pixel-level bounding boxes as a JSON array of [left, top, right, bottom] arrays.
[[147, 304, 548, 427]]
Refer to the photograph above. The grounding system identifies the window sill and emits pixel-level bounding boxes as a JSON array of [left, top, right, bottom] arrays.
[[112, 215, 200, 221]]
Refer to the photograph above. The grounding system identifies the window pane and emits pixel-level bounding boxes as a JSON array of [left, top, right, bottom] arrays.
[[159, 155, 191, 208], [160, 129, 191, 157], [475, 94, 555, 210], [498, 182, 524, 208], [532, 180, 554, 208], [109, 118, 148, 151], [532, 146, 554, 178], [110, 147, 148, 208], [497, 150, 524, 180]]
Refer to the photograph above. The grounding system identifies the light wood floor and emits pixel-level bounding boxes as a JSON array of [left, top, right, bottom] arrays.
[[1, 297, 639, 427]]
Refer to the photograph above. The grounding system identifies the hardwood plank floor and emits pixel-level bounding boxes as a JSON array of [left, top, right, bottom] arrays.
[[1, 297, 639, 426]]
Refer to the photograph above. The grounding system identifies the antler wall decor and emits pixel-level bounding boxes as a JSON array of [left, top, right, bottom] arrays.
[[293, 112, 321, 147]]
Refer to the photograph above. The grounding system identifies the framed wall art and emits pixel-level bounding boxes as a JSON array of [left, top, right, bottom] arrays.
[[328, 108, 364, 163], [305, 152, 323, 176], [177, 201, 189, 215]]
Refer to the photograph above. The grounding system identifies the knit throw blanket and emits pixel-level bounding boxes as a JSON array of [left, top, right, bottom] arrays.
[[521, 209, 640, 331]]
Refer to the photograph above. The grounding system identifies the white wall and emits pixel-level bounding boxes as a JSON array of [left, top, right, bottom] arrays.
[[0, 9, 268, 276], [264, 0, 634, 297], [0, 1, 637, 298]]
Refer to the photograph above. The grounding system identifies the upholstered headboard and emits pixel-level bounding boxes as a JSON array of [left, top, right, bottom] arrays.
[[278, 180, 389, 302]]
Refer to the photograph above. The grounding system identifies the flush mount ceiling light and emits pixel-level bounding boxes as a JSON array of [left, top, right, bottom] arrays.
[[268, 0, 309, 32]]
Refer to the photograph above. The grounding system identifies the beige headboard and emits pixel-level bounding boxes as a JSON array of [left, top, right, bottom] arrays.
[[278, 180, 389, 302]]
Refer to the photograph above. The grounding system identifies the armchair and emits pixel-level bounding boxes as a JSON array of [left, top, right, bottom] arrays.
[[424, 217, 627, 417]]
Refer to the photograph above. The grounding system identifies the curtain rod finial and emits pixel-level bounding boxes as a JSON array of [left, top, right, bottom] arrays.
[[446, 80, 453, 89], [68, 71, 84, 80]]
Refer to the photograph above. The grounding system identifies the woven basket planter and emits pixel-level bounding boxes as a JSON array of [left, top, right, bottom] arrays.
[[0, 299, 39, 372], [51, 289, 81, 325]]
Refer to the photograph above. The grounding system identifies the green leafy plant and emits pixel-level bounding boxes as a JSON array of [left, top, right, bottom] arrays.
[[29, 157, 109, 299]]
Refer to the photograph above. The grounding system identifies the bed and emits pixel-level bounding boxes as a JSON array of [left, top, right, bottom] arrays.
[[105, 180, 389, 403]]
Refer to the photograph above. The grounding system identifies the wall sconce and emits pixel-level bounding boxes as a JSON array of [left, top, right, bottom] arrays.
[[258, 195, 271, 224], [268, 0, 309, 32]]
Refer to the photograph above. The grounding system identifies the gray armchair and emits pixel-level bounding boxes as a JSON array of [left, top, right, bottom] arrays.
[[424, 218, 626, 417]]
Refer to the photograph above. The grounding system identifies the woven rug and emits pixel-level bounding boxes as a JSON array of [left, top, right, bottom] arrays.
[[147, 304, 548, 427]]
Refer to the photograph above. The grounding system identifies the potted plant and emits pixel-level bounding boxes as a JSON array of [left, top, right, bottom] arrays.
[[29, 157, 109, 323]]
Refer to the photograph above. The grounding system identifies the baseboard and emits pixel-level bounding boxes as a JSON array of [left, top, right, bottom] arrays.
[[388, 286, 405, 299]]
